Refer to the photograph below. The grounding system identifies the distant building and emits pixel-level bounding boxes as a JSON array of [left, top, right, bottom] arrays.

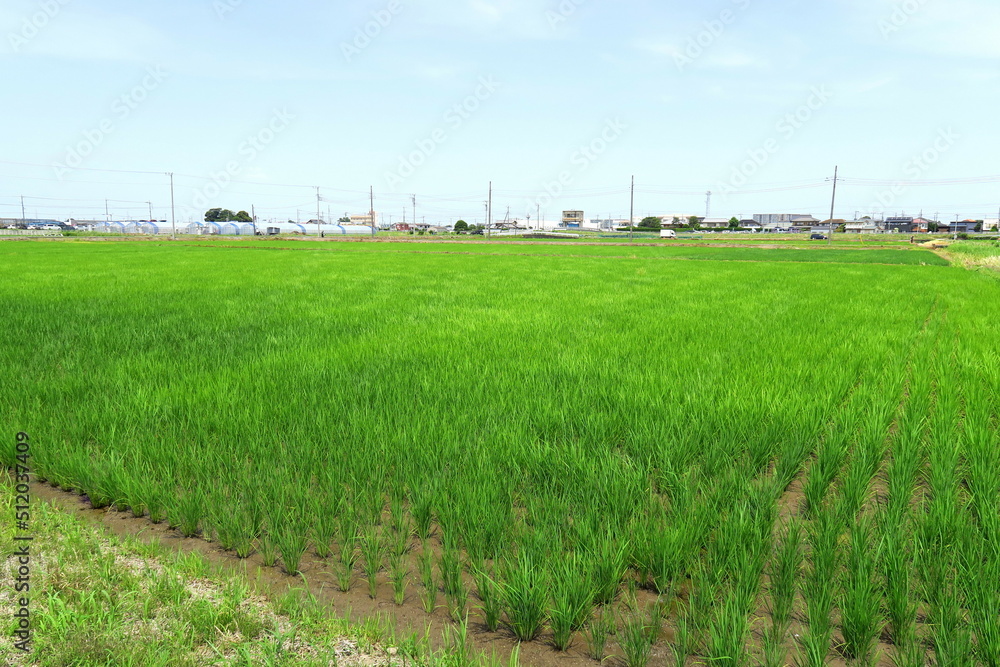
[[884, 216, 916, 233], [350, 212, 378, 226], [562, 210, 585, 228], [589, 218, 617, 231], [699, 217, 733, 229], [753, 213, 818, 226], [845, 220, 881, 234], [941, 220, 978, 233]]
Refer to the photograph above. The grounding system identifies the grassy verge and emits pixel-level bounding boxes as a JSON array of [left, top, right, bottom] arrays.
[[0, 477, 514, 666], [937, 239, 1000, 272]]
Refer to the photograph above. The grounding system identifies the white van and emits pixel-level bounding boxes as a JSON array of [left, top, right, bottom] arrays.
[[660, 229, 677, 239]]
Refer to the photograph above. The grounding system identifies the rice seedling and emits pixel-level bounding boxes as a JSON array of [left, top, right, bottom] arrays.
[[584, 607, 615, 662], [176, 489, 204, 538], [442, 613, 473, 667], [258, 528, 279, 568], [274, 518, 309, 576], [620, 611, 652, 667], [309, 490, 339, 559], [500, 553, 549, 642], [419, 543, 439, 613], [387, 549, 409, 606], [361, 525, 385, 599], [473, 565, 503, 632], [671, 606, 692, 667], [549, 554, 594, 650], [590, 534, 628, 606]]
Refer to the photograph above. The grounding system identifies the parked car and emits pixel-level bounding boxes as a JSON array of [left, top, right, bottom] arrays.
[[810, 233, 828, 240], [660, 229, 677, 239]]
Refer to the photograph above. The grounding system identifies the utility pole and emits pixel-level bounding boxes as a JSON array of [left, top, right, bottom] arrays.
[[411, 194, 416, 232], [251, 205, 257, 235], [488, 181, 492, 239], [20, 195, 26, 224], [629, 175, 635, 243], [370, 186, 376, 237], [537, 203, 540, 231], [828, 166, 839, 245], [315, 187, 322, 237], [105, 199, 110, 223], [168, 173, 176, 240], [147, 202, 153, 221], [705, 190, 712, 218]]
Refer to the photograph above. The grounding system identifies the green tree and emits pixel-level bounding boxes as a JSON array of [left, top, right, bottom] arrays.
[[338, 216, 351, 224], [639, 216, 662, 230], [454, 220, 469, 232], [688, 216, 701, 230], [728, 217, 739, 230], [204, 208, 243, 222], [974, 221, 983, 232], [928, 221, 940, 232]]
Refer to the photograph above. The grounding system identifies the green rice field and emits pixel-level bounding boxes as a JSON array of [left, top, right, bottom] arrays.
[[2, 239, 998, 666]]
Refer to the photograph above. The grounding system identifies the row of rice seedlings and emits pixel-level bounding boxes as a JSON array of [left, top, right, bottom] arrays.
[[917, 531, 974, 666], [839, 515, 883, 666], [959, 385, 1000, 666], [880, 523, 918, 651], [837, 404, 894, 523], [960, 542, 1000, 666], [766, 520, 803, 650], [916, 362, 975, 665], [797, 510, 840, 667], [707, 502, 772, 667], [803, 427, 851, 518]]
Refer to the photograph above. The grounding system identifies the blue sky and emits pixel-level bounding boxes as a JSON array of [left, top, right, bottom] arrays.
[[2, 0, 999, 225]]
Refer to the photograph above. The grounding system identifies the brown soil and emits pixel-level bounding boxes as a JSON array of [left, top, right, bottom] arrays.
[[28, 480, 627, 667]]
